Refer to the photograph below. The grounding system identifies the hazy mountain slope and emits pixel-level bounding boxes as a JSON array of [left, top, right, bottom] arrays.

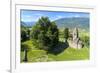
[[54, 17, 89, 30], [21, 17, 89, 30]]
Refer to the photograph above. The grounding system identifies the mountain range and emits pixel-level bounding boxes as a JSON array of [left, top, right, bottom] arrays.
[[54, 17, 89, 29], [21, 21, 35, 27], [21, 17, 89, 30]]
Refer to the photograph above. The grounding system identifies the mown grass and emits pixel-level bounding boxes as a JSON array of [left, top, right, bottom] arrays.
[[48, 47, 89, 61], [21, 47, 89, 62], [21, 50, 47, 62]]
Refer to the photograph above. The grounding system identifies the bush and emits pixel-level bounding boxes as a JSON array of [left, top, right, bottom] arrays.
[[80, 35, 89, 48]]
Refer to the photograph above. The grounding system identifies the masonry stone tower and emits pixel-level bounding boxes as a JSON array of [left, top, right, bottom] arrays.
[[73, 28, 79, 41], [69, 27, 83, 49]]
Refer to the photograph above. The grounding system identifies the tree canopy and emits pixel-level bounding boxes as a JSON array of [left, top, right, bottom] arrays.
[[30, 17, 59, 51]]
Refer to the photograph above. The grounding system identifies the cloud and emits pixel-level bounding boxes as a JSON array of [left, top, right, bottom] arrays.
[[51, 15, 64, 21], [56, 15, 63, 19], [21, 13, 43, 22], [34, 13, 44, 16], [74, 14, 81, 17]]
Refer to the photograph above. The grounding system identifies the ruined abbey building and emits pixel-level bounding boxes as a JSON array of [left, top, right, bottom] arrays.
[[68, 28, 84, 49]]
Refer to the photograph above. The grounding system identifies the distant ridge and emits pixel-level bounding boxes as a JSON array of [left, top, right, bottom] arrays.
[[21, 17, 89, 30], [21, 21, 35, 27], [54, 17, 89, 30]]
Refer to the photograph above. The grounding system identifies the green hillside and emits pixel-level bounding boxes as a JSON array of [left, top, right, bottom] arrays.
[[54, 17, 89, 30]]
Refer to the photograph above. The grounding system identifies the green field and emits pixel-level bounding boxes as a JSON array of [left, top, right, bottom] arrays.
[[21, 47, 89, 62], [48, 47, 89, 61]]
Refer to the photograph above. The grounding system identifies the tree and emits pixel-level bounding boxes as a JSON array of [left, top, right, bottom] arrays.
[[21, 28, 28, 42], [46, 22, 59, 48], [64, 28, 69, 43], [21, 24, 30, 42], [30, 24, 40, 40], [30, 17, 59, 51], [27, 28, 31, 39], [38, 31, 48, 50], [38, 17, 51, 33], [80, 35, 89, 48]]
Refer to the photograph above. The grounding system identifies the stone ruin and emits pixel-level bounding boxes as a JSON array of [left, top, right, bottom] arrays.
[[68, 28, 83, 49]]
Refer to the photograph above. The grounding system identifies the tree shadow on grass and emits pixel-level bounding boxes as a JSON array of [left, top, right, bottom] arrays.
[[47, 41, 69, 55]]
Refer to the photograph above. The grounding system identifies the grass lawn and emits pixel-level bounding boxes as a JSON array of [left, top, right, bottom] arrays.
[[48, 47, 89, 61], [21, 50, 48, 62], [21, 47, 89, 62]]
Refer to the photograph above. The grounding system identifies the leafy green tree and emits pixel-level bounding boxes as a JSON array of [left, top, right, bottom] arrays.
[[48, 19, 59, 46], [30, 24, 40, 40], [38, 17, 51, 33], [80, 36, 89, 48], [21, 24, 30, 42], [27, 28, 30, 39], [21, 28, 28, 42], [64, 28, 69, 43], [30, 17, 59, 51], [38, 31, 47, 50]]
